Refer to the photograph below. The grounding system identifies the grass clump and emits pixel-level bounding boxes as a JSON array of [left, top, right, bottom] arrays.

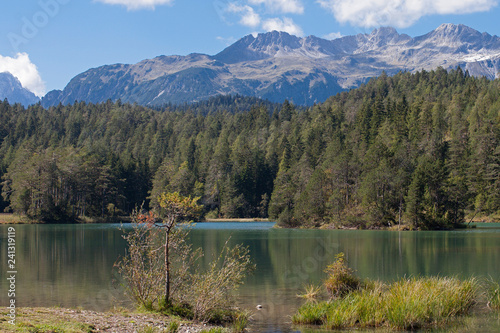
[[384, 276, 477, 330], [12, 321, 95, 333], [486, 278, 500, 310], [231, 310, 252, 333], [295, 276, 478, 330], [167, 320, 180, 333], [138, 326, 160, 333], [200, 328, 229, 333], [292, 302, 333, 325], [293, 253, 480, 331], [297, 284, 323, 303]]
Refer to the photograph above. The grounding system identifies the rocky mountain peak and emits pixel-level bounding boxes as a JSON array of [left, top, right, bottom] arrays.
[[353, 27, 411, 53], [252, 30, 300, 48], [415, 23, 488, 49], [371, 26, 398, 38], [0, 72, 40, 106], [435, 23, 473, 35], [215, 30, 303, 63]]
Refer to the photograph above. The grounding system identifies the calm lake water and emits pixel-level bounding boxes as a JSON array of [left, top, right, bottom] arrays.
[[1, 222, 500, 332]]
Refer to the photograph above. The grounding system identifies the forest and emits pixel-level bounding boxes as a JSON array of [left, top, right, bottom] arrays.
[[0, 67, 499, 229]]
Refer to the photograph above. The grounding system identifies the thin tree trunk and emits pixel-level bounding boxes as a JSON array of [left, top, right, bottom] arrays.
[[164, 227, 170, 306]]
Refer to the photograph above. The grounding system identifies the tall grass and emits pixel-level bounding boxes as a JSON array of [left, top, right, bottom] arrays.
[[294, 276, 479, 330], [486, 278, 500, 311], [231, 310, 252, 333], [167, 320, 180, 333], [384, 276, 477, 330], [291, 302, 332, 325]]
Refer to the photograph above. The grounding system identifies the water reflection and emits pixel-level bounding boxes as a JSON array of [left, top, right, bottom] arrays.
[[1, 223, 500, 332], [0, 224, 128, 310]]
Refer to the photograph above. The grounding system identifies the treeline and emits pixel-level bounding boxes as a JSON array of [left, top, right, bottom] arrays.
[[152, 94, 285, 115], [0, 68, 499, 228]]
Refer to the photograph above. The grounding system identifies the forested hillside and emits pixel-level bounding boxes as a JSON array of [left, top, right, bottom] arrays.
[[1, 68, 499, 228]]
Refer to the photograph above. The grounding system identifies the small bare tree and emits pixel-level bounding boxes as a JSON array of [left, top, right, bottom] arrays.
[[115, 207, 200, 310], [156, 192, 201, 306], [115, 192, 255, 321]]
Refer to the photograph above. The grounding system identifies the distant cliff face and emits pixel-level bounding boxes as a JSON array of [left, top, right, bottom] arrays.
[[0, 72, 40, 107], [41, 24, 500, 107]]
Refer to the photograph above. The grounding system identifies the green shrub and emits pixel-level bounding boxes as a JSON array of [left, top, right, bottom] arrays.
[[163, 302, 194, 319], [323, 253, 360, 298], [116, 200, 255, 324], [189, 243, 255, 322]]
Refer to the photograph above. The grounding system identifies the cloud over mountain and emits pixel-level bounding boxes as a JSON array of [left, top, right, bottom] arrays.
[[317, 0, 498, 28], [0, 53, 46, 97], [262, 17, 304, 36], [0, 72, 40, 106], [227, 3, 261, 27], [224, 1, 305, 36], [249, 0, 304, 14], [95, 0, 174, 10]]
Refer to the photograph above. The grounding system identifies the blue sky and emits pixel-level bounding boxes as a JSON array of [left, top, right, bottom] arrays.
[[1, 0, 499, 97]]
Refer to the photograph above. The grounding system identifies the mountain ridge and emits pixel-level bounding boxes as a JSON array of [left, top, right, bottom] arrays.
[[0, 72, 40, 107], [40, 24, 500, 107]]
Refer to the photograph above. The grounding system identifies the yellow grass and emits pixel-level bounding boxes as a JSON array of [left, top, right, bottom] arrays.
[[0, 213, 27, 224], [203, 218, 269, 222]]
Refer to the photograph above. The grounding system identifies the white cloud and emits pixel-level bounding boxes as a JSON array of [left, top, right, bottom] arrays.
[[217, 36, 237, 46], [95, 0, 174, 10], [317, 0, 498, 28], [0, 53, 46, 97], [324, 31, 342, 40], [227, 3, 261, 27], [262, 17, 304, 36], [223, 1, 305, 36], [249, 0, 304, 14]]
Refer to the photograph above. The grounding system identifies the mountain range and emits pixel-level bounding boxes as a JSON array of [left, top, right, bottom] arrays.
[[2, 24, 500, 107], [0, 72, 40, 107]]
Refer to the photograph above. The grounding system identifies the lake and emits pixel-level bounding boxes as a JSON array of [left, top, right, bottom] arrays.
[[1, 222, 500, 332]]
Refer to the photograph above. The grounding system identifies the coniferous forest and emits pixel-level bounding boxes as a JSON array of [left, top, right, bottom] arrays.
[[0, 68, 499, 229]]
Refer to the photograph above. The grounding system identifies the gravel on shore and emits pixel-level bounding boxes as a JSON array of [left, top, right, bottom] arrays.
[[0, 307, 219, 333]]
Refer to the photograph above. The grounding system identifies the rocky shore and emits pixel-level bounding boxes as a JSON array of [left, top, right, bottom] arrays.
[[0, 307, 219, 333]]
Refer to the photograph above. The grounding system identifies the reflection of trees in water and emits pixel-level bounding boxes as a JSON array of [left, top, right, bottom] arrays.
[[0, 225, 128, 310], [1, 224, 500, 315]]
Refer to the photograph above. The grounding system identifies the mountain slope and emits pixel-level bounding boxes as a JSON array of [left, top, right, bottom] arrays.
[[41, 24, 500, 107], [0, 72, 40, 106]]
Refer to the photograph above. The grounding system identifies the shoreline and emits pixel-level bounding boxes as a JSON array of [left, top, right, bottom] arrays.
[[0, 213, 26, 224], [2, 212, 498, 227], [0, 213, 131, 225], [0, 307, 219, 333], [203, 218, 270, 222], [0, 214, 270, 225]]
